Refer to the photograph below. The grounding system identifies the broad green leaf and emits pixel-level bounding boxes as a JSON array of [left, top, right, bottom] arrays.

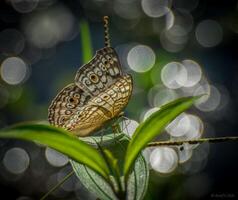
[[80, 133, 124, 147], [71, 133, 149, 200], [71, 161, 117, 200], [124, 96, 199, 177], [0, 124, 110, 180], [80, 19, 93, 63]]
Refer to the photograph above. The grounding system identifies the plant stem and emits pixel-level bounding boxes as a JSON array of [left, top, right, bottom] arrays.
[[147, 136, 238, 147], [80, 20, 93, 63], [40, 171, 74, 200]]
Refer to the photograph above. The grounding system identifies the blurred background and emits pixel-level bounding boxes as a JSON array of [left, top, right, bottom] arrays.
[[0, 0, 238, 199]]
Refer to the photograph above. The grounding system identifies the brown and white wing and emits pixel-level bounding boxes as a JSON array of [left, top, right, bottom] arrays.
[[66, 75, 133, 136], [74, 47, 122, 96], [48, 83, 92, 128]]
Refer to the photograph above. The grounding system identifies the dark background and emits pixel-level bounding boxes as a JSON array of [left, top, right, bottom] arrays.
[[0, 0, 238, 199]]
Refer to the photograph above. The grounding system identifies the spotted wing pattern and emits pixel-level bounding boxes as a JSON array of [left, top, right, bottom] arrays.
[[75, 47, 122, 96], [63, 75, 132, 136], [48, 47, 133, 137], [48, 84, 92, 127]]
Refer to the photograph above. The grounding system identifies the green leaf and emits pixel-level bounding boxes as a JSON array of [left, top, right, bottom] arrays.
[[71, 133, 149, 200], [124, 96, 200, 177], [80, 19, 93, 63], [0, 123, 110, 180]]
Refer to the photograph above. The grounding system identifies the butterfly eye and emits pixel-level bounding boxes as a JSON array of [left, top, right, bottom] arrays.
[[102, 94, 110, 100], [68, 97, 78, 105], [59, 117, 66, 124], [108, 57, 114, 64], [65, 110, 72, 115], [74, 93, 80, 98], [96, 98, 102, 103], [90, 74, 99, 83], [99, 63, 107, 71]]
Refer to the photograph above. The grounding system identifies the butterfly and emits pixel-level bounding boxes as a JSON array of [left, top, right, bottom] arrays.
[[48, 16, 133, 136]]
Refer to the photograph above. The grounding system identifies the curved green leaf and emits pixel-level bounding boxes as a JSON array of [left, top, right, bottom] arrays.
[[71, 133, 149, 200], [124, 96, 200, 177], [0, 123, 110, 180]]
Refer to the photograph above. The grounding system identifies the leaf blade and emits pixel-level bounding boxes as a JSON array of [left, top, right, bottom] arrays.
[[124, 96, 199, 177], [0, 123, 110, 180], [71, 133, 149, 200]]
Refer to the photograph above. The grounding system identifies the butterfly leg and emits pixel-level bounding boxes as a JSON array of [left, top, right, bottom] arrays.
[[99, 128, 106, 144], [118, 112, 124, 117], [111, 123, 122, 143]]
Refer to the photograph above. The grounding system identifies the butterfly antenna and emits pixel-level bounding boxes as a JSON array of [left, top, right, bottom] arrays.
[[147, 136, 238, 147], [103, 16, 111, 47]]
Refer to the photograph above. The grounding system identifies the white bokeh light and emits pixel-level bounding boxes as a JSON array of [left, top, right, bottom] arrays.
[[153, 88, 178, 107], [159, 9, 193, 52], [3, 147, 30, 174], [141, 0, 171, 18], [11, 0, 39, 13], [161, 62, 187, 89], [179, 60, 202, 87], [143, 107, 160, 121], [166, 113, 191, 137], [127, 45, 156, 73], [150, 147, 178, 173], [1, 57, 28, 85], [45, 147, 69, 167], [23, 5, 75, 48], [113, 1, 141, 20], [152, 8, 175, 33], [195, 20, 223, 47], [172, 9, 194, 34], [119, 119, 139, 137], [195, 85, 221, 112], [167, 113, 204, 140], [160, 30, 187, 52], [142, 148, 152, 165], [177, 144, 193, 163], [165, 25, 189, 44], [184, 114, 204, 139]]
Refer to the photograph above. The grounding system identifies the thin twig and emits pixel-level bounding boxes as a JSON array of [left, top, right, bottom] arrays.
[[147, 136, 238, 147], [40, 170, 74, 200], [103, 16, 110, 47]]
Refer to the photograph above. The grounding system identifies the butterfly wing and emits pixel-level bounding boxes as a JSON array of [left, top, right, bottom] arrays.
[[89, 74, 133, 117], [48, 83, 92, 128], [48, 48, 133, 137], [63, 104, 111, 136], [65, 75, 133, 136], [75, 47, 122, 96]]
